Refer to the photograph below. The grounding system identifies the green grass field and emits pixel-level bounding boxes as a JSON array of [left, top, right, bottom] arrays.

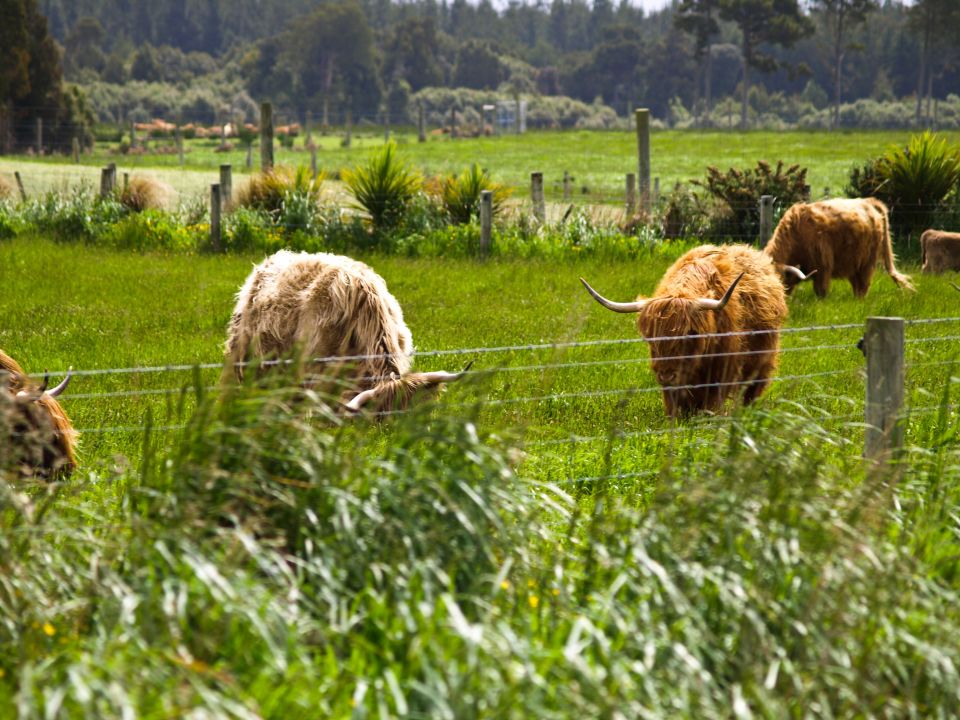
[[6, 128, 958, 205]]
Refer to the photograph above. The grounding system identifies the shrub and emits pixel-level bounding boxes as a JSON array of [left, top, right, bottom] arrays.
[[236, 166, 324, 218], [342, 142, 421, 231], [436, 164, 511, 224], [847, 132, 960, 237], [660, 183, 711, 240], [118, 175, 172, 212], [693, 160, 809, 241]]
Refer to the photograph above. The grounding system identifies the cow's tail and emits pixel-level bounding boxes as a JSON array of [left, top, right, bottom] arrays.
[[879, 208, 915, 292]]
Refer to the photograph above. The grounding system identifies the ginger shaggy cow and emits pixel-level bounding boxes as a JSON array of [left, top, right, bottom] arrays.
[[0, 350, 76, 478], [223, 250, 467, 413], [921, 229, 960, 275], [764, 197, 914, 297], [581, 244, 788, 417]]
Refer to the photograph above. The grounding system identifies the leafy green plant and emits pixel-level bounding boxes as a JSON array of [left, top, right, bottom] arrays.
[[437, 163, 511, 224], [693, 160, 809, 240], [342, 142, 421, 231], [848, 132, 960, 237]]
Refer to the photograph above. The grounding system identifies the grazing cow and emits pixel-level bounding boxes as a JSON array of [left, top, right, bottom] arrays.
[[223, 250, 468, 413], [764, 198, 914, 297], [581, 244, 788, 417], [921, 229, 960, 274], [0, 350, 76, 478]]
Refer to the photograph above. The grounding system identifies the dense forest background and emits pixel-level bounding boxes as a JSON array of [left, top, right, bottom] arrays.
[[2, 0, 960, 151]]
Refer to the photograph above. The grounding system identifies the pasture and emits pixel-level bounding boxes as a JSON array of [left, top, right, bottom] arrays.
[[7, 128, 960, 203], [4, 128, 960, 715]]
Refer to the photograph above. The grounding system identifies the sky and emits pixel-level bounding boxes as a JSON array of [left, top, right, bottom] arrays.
[[635, 0, 673, 11]]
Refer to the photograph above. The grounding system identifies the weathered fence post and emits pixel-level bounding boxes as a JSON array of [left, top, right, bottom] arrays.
[[245, 144, 252, 169], [759, 194, 774, 245], [130, 120, 137, 150], [123, 172, 129, 191], [14, 172, 27, 202], [210, 184, 222, 252], [864, 316, 905, 461], [260, 101, 274, 171], [99, 166, 115, 198], [310, 146, 318, 179], [563, 171, 572, 201], [344, 109, 352, 148], [531, 172, 545, 223], [450, 107, 458, 138], [634, 108, 651, 214], [653, 176, 660, 206], [418, 102, 426, 143], [383, 108, 390, 142], [220, 164, 232, 210], [480, 190, 493, 257], [625, 173, 637, 217], [72, 136, 80, 163], [36, 117, 43, 154]]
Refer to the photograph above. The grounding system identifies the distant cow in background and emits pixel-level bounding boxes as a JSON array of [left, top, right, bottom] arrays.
[[921, 229, 960, 274], [223, 250, 468, 413], [580, 244, 788, 417], [0, 350, 76, 478], [764, 198, 914, 297]]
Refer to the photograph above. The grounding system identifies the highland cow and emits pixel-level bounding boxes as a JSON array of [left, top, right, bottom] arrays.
[[581, 244, 788, 417], [223, 250, 468, 413], [764, 197, 914, 297], [921, 229, 960, 275], [0, 350, 76, 478]]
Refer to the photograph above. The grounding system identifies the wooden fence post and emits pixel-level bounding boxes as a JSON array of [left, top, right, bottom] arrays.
[[210, 184, 222, 252], [260, 102, 274, 171], [176, 128, 184, 166], [123, 172, 129, 191], [634, 108, 651, 214], [531, 172, 545, 223], [418, 102, 426, 143], [653, 176, 660, 206], [72, 136, 80, 163], [383, 108, 390, 142], [625, 173, 637, 217], [14, 172, 27, 202], [130, 121, 137, 150], [450, 107, 458, 138], [99, 167, 115, 198], [310, 146, 318, 179], [344, 109, 352, 148], [864, 316, 905, 461], [220, 164, 232, 210], [480, 190, 493, 257], [36, 117, 43, 155], [759, 194, 774, 245], [563, 171, 571, 201]]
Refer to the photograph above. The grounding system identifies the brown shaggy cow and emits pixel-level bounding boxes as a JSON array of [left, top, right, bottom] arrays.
[[581, 244, 788, 417], [921, 229, 960, 274], [0, 350, 76, 478], [223, 250, 468, 413], [764, 198, 914, 297]]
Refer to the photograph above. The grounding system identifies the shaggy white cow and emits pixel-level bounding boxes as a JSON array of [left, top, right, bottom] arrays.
[[223, 250, 467, 412]]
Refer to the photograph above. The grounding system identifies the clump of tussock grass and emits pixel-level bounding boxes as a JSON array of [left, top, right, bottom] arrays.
[[117, 175, 172, 212], [342, 142, 421, 231], [236, 165, 324, 216], [0, 175, 15, 202], [429, 163, 511, 224]]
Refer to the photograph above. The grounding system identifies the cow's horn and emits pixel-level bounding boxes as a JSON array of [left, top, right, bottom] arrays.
[[951, 282, 960, 293], [344, 387, 378, 413], [784, 265, 816, 282], [416, 361, 473, 384], [694, 272, 745, 311], [46, 367, 73, 398], [580, 277, 650, 313]]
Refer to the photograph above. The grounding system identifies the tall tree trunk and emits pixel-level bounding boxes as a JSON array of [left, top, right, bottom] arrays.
[[915, 13, 929, 126], [926, 71, 933, 128], [704, 43, 713, 125], [740, 46, 750, 130], [832, 7, 845, 131]]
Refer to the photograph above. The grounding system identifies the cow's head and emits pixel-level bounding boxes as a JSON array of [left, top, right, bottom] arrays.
[[779, 264, 816, 294], [343, 363, 473, 415], [1, 356, 77, 479], [580, 274, 743, 394]]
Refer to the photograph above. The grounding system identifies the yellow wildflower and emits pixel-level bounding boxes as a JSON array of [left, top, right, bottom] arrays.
[[42, 623, 55, 637], [500, 580, 511, 591], [528, 595, 539, 609]]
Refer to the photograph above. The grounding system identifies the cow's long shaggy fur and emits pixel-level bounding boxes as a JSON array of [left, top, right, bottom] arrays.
[[764, 198, 914, 297], [224, 251, 451, 412], [586, 244, 787, 417], [0, 350, 77, 478], [921, 229, 960, 274]]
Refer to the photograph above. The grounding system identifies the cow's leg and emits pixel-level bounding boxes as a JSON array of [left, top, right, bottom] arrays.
[[813, 270, 831, 298], [850, 266, 874, 297]]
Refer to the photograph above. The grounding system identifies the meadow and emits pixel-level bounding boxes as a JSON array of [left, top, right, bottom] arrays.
[[7, 128, 960, 204], [3, 128, 960, 715]]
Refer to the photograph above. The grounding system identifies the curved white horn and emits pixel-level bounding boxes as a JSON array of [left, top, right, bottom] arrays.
[[693, 272, 745, 311], [580, 277, 650, 313], [951, 282, 960, 293], [416, 360, 474, 384], [784, 265, 816, 282], [344, 387, 379, 413], [46, 367, 73, 398]]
